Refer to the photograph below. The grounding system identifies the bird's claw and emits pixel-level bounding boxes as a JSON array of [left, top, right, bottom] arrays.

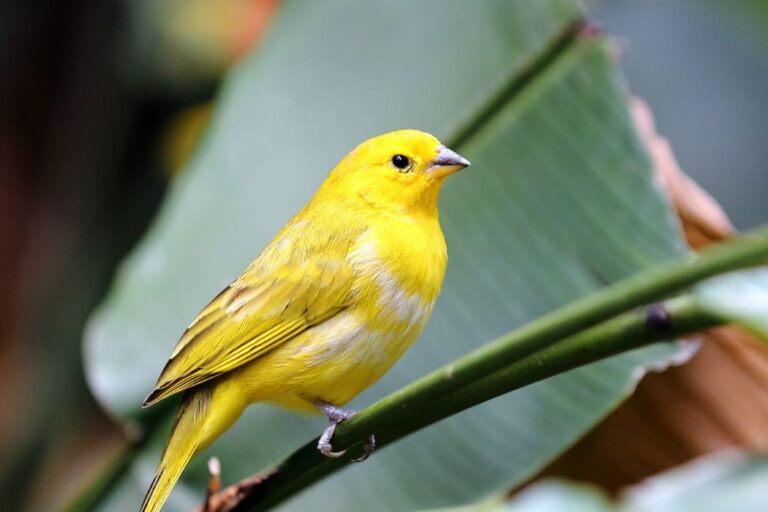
[[317, 406, 349, 459], [318, 440, 348, 458], [315, 402, 375, 461], [351, 434, 376, 462]]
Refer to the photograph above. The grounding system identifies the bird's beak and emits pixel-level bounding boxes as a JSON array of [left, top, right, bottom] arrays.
[[427, 145, 471, 179]]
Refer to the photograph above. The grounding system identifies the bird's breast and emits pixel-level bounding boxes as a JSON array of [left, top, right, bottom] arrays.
[[240, 218, 448, 407], [282, 220, 444, 404], [348, 218, 446, 332]]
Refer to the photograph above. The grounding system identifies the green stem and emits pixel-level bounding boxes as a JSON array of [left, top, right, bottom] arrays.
[[227, 226, 768, 509], [392, 297, 717, 445], [229, 295, 724, 510], [337, 227, 768, 437]]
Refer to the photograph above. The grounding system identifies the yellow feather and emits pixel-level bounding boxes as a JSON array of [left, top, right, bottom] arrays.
[[141, 129, 470, 510]]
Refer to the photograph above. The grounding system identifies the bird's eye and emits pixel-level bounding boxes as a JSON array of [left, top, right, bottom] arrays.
[[391, 154, 410, 171]]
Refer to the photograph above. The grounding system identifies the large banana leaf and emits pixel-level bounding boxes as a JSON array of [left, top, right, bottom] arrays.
[[84, 1, 688, 510]]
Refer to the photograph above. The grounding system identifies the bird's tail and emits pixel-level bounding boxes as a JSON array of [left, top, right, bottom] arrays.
[[140, 386, 212, 512]]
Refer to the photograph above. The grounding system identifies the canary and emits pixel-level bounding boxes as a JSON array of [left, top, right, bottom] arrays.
[[140, 129, 470, 511]]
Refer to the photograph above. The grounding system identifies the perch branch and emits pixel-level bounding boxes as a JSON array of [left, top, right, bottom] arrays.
[[198, 225, 768, 510], [206, 230, 768, 512], [214, 297, 719, 511], [208, 226, 768, 510]]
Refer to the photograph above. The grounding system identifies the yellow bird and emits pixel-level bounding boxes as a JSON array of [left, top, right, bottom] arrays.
[[140, 129, 470, 511]]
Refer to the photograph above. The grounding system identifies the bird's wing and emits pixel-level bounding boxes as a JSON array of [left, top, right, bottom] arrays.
[[143, 257, 354, 406]]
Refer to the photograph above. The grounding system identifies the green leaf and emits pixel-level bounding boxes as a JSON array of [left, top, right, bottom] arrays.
[[620, 451, 768, 512], [503, 481, 613, 512], [694, 268, 768, 338], [480, 451, 768, 512], [83, 1, 690, 510]]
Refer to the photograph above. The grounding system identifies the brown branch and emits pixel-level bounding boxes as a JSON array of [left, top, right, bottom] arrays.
[[201, 457, 221, 512], [195, 467, 278, 512]]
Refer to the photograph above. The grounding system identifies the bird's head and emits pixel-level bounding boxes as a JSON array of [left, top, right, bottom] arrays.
[[322, 129, 470, 214]]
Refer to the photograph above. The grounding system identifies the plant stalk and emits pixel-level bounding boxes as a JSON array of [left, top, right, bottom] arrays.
[[222, 295, 723, 511], [224, 226, 768, 509]]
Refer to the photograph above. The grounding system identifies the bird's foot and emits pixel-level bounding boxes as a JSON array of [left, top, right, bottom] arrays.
[[316, 402, 355, 458], [315, 402, 375, 461], [317, 421, 348, 458], [351, 434, 376, 462]]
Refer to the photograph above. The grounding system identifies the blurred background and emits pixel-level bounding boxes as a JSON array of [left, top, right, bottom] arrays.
[[1, 0, 766, 510], [590, 0, 768, 230]]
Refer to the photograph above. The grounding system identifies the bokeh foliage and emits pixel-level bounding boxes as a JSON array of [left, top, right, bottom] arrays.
[[470, 451, 768, 512]]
